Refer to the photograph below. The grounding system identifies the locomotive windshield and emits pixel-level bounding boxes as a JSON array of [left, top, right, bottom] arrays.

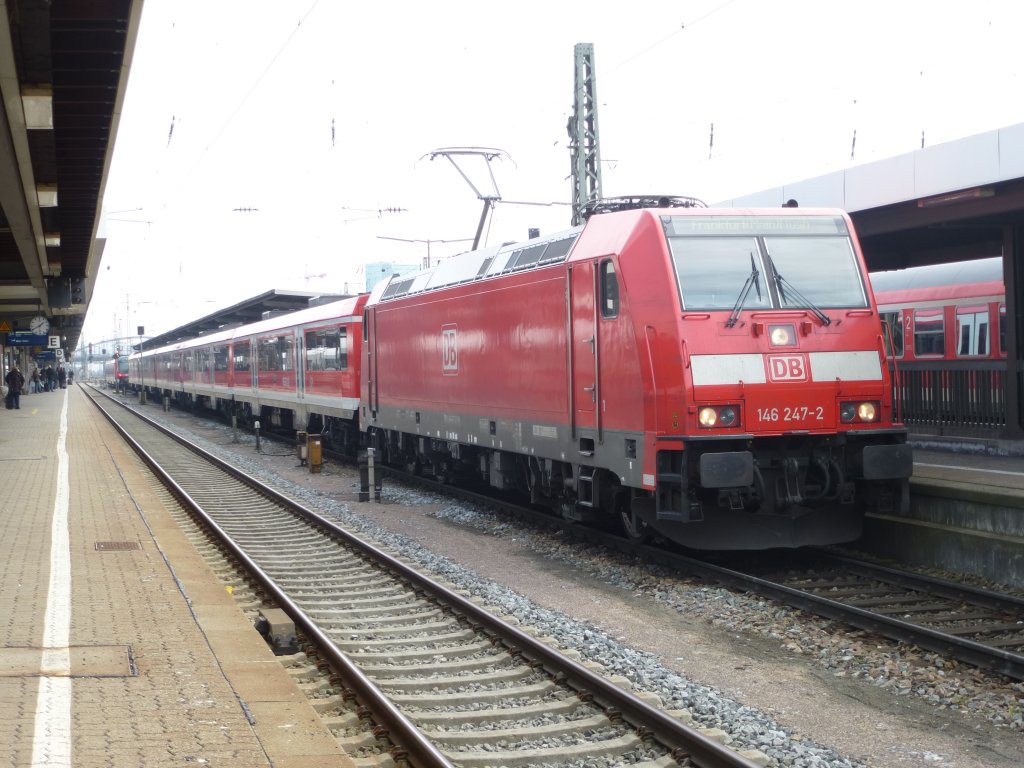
[[664, 215, 868, 312]]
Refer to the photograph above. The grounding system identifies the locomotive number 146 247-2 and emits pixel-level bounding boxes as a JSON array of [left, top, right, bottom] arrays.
[[755, 405, 826, 423]]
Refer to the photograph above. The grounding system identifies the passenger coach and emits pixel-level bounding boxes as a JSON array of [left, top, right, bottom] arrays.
[[872, 256, 1007, 432], [872, 257, 1005, 363], [132, 295, 366, 446]]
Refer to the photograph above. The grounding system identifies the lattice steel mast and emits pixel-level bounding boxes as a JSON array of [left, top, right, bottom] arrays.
[[569, 43, 602, 226]]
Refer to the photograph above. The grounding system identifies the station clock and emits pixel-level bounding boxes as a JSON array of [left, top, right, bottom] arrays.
[[30, 315, 49, 335]]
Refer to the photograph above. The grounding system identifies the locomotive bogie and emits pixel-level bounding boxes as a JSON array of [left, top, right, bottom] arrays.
[[642, 435, 909, 549]]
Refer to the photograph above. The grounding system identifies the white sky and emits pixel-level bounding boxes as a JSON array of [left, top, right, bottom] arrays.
[[81, 0, 1024, 348]]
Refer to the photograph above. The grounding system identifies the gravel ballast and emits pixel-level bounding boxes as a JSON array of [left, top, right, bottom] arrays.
[[138, 407, 1024, 768]]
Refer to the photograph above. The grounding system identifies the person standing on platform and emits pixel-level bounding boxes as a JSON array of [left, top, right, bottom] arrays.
[[5, 364, 24, 409], [30, 366, 40, 394], [57, 364, 66, 389]]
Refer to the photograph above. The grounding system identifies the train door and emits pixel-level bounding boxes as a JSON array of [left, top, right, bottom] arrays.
[[880, 310, 904, 359], [295, 329, 305, 400], [569, 261, 600, 444]]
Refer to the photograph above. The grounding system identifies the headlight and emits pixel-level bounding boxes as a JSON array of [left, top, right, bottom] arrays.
[[769, 324, 795, 346], [718, 406, 738, 427], [857, 402, 877, 422], [698, 405, 740, 428], [840, 400, 879, 423], [698, 407, 718, 427]]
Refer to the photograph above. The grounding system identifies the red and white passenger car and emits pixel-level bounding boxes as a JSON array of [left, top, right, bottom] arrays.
[[871, 256, 1006, 431], [872, 257, 1005, 362], [130, 295, 366, 446]]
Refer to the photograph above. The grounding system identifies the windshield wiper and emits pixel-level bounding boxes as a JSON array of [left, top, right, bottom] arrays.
[[764, 249, 831, 326], [725, 253, 762, 328]]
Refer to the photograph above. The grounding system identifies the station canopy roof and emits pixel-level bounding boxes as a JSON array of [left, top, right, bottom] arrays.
[[0, 1, 141, 354]]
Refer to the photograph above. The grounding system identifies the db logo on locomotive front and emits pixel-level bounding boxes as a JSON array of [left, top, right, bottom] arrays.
[[766, 353, 808, 382]]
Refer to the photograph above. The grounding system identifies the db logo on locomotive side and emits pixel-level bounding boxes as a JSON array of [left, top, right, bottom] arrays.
[[766, 353, 808, 382], [441, 325, 458, 374]]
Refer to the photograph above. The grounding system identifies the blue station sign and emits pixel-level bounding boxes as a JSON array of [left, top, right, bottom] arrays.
[[5, 331, 49, 346]]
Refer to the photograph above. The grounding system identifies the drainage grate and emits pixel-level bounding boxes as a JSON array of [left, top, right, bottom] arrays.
[[94, 541, 141, 552]]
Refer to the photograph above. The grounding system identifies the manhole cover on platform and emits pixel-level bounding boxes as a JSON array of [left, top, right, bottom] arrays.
[[94, 541, 141, 551]]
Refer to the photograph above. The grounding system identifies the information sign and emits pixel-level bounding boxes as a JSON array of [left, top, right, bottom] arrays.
[[5, 331, 48, 346]]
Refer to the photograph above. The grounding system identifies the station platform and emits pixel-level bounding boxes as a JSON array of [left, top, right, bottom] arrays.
[[0, 386, 354, 767], [859, 434, 1024, 588]]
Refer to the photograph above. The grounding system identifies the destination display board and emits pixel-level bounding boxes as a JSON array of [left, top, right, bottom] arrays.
[[4, 331, 49, 346]]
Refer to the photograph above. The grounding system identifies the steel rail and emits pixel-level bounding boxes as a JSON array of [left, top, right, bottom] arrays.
[[86, 387, 761, 768], [646, 548, 1024, 681], [386, 466, 1024, 681], [811, 549, 1024, 612], [86, 389, 456, 768]]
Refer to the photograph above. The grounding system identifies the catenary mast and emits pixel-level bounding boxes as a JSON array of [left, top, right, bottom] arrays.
[[569, 43, 602, 225]]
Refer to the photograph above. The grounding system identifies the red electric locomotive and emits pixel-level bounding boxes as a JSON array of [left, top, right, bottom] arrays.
[[361, 201, 912, 549]]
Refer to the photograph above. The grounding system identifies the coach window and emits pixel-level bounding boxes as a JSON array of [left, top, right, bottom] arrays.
[[260, 335, 293, 372], [213, 345, 229, 372], [259, 337, 277, 371], [600, 260, 619, 318], [306, 330, 323, 371], [880, 311, 903, 357], [956, 305, 989, 356], [233, 343, 251, 372], [337, 327, 348, 369], [279, 335, 294, 371], [913, 309, 945, 356], [306, 328, 346, 371], [197, 349, 211, 375]]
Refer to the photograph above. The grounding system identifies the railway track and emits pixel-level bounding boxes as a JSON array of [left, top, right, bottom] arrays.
[[84, 385, 761, 768], [377, 462, 1024, 682], [734, 550, 1024, 680]]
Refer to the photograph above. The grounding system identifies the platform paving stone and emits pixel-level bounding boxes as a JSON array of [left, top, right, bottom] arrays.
[[0, 387, 355, 766]]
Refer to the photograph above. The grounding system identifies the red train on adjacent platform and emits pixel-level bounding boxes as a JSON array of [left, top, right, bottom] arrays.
[[120, 201, 912, 549], [102, 353, 129, 389], [870, 256, 1007, 432], [871, 257, 1005, 362]]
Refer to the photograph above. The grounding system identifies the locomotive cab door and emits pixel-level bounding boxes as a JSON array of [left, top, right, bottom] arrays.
[[364, 306, 378, 419], [569, 260, 603, 448]]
